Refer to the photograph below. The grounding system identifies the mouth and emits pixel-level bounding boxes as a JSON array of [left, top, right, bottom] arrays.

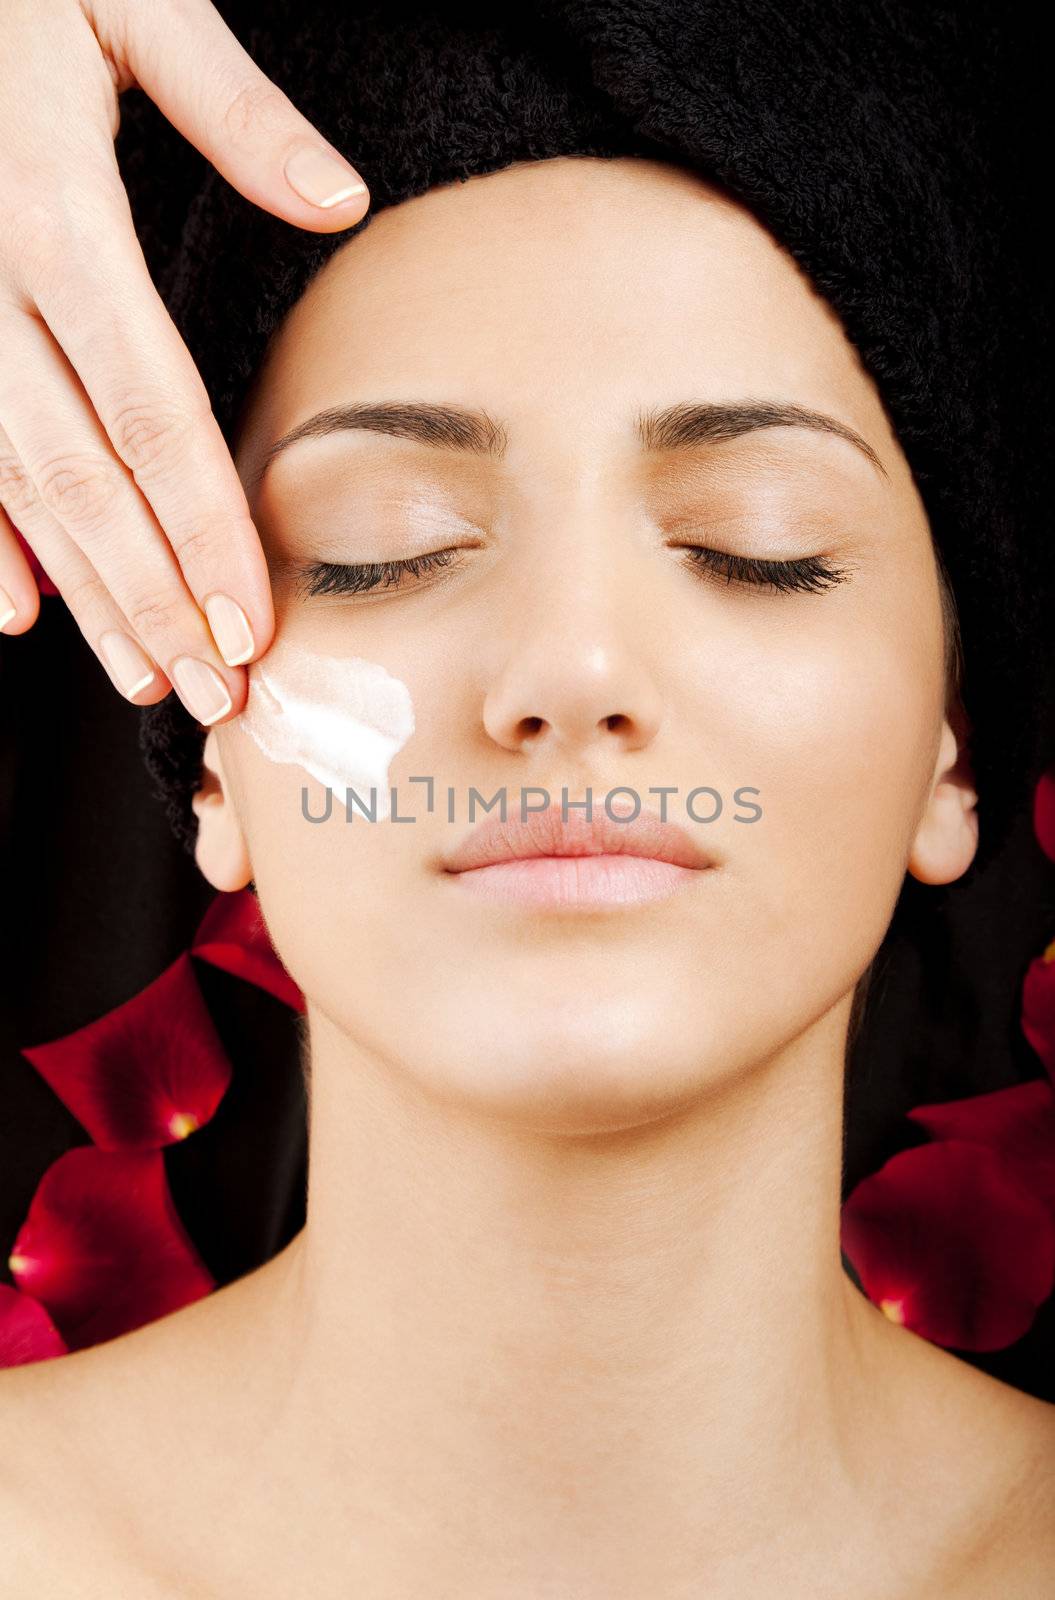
[[441, 802, 716, 910], [446, 853, 708, 909]]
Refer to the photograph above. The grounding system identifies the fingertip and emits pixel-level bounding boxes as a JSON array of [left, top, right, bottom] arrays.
[[301, 192, 371, 234], [204, 591, 260, 669], [282, 146, 369, 217], [126, 670, 175, 710], [203, 664, 250, 727], [0, 581, 41, 635]]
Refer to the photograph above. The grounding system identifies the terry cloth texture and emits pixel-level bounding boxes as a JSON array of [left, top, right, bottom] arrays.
[[135, 0, 1054, 875]]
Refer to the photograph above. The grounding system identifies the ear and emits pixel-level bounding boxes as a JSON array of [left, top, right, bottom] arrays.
[[191, 727, 253, 892], [906, 696, 978, 885]]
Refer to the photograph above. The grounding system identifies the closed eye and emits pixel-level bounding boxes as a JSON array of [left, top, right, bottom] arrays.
[[297, 548, 460, 598], [679, 546, 849, 594]]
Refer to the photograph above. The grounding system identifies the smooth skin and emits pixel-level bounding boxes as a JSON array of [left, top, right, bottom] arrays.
[[0, 0, 370, 725], [1, 157, 1053, 1598]]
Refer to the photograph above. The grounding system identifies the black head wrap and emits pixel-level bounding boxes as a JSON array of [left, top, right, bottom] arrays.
[[134, 0, 1053, 878]]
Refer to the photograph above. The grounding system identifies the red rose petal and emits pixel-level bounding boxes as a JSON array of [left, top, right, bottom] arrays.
[[0, 1285, 68, 1368], [907, 1078, 1055, 1211], [1034, 768, 1055, 864], [22, 952, 231, 1149], [8, 1147, 213, 1350], [1022, 943, 1055, 1082], [192, 887, 304, 1012], [841, 1140, 1055, 1352]]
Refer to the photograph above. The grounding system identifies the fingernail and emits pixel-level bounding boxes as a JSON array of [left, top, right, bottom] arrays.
[[99, 629, 156, 699], [0, 586, 16, 630], [284, 145, 367, 208], [204, 592, 255, 666], [171, 656, 233, 725]]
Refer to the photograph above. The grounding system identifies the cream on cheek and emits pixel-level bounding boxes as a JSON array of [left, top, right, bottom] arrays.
[[238, 635, 415, 818]]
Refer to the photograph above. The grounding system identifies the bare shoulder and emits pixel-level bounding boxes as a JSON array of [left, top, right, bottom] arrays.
[[0, 1298, 234, 1597], [966, 1383, 1055, 1596], [888, 1329, 1055, 1597], [0, 1351, 114, 1595], [0, 1265, 278, 1596]]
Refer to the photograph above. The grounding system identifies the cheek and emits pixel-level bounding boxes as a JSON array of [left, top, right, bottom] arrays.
[[228, 599, 555, 1082], [709, 584, 944, 990], [223, 657, 445, 1025], [748, 635, 940, 833], [237, 758, 420, 1030], [701, 543, 943, 834]]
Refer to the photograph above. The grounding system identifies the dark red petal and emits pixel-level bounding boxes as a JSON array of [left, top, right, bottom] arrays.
[[1022, 943, 1055, 1082], [192, 888, 304, 1012], [0, 1285, 68, 1368], [907, 1078, 1055, 1211], [22, 952, 231, 1149], [841, 1140, 1055, 1352], [8, 1147, 213, 1350], [11, 524, 60, 597], [1034, 768, 1055, 863]]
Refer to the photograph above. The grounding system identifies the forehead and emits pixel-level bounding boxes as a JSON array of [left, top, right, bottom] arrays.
[[234, 154, 897, 490]]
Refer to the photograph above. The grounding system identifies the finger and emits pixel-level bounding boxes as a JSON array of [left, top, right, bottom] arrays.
[[100, 0, 370, 228], [0, 473, 172, 703], [26, 191, 275, 675], [0, 424, 173, 703], [0, 495, 173, 706], [0, 320, 243, 726], [8, 517, 60, 600], [0, 504, 41, 636]]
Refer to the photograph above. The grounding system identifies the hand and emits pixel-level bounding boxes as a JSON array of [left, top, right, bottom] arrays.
[[0, 0, 370, 725]]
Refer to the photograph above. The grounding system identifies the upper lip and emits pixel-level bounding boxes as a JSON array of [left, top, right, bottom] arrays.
[[442, 802, 715, 872]]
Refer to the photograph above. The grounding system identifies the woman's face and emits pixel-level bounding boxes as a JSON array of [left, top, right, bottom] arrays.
[[197, 154, 975, 1130]]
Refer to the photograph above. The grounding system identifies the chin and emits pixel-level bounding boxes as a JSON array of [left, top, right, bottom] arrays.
[[380, 993, 756, 1134]]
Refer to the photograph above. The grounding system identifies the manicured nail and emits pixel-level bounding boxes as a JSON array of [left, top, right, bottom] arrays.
[[99, 629, 156, 699], [171, 656, 232, 725], [0, 586, 16, 630], [284, 145, 367, 208], [204, 592, 255, 666]]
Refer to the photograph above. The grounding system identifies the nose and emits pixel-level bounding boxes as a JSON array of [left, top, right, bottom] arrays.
[[481, 569, 664, 759]]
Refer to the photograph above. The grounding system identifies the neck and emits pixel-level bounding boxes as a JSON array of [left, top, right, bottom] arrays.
[[226, 997, 896, 1588]]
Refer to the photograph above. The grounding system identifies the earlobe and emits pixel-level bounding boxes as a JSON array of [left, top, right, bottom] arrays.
[[191, 728, 254, 893], [906, 705, 979, 886]]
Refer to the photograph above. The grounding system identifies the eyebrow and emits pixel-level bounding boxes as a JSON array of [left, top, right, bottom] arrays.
[[252, 397, 887, 491]]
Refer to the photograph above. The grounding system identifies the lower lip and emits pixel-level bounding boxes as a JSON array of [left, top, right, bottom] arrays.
[[446, 854, 704, 908]]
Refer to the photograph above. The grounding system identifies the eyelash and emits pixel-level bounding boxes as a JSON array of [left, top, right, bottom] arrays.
[[300, 548, 458, 597], [298, 545, 848, 599], [679, 546, 848, 594]]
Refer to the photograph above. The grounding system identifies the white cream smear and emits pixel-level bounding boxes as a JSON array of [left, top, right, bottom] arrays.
[[238, 635, 415, 819]]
